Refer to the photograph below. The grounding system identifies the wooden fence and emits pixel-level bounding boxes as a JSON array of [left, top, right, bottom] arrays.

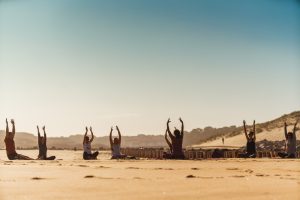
[[122, 148, 300, 159]]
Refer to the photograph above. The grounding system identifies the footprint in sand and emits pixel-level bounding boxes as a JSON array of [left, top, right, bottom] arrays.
[[96, 166, 110, 169], [126, 167, 140, 169], [255, 174, 269, 177], [31, 177, 45, 180], [78, 165, 88, 167], [280, 177, 297, 180], [153, 168, 174, 170], [226, 168, 239, 170], [186, 175, 196, 178], [84, 175, 95, 178], [133, 177, 144, 179], [245, 169, 253, 173], [191, 168, 199, 170], [231, 175, 245, 178]]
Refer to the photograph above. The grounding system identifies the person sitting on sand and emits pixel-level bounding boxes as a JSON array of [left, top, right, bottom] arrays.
[[163, 129, 173, 159], [109, 126, 127, 159], [166, 118, 185, 159], [238, 120, 256, 158], [37, 126, 56, 160], [278, 121, 297, 158], [4, 118, 33, 160], [83, 126, 99, 160]]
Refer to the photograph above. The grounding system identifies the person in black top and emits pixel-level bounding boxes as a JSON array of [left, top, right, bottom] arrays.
[[166, 118, 185, 159], [238, 120, 256, 158], [37, 126, 56, 160]]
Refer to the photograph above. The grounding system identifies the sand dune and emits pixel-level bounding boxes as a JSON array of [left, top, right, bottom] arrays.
[[196, 126, 300, 148], [0, 150, 299, 200]]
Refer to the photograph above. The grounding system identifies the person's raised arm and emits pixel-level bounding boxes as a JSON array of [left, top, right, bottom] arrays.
[[179, 117, 184, 136], [37, 126, 41, 145], [116, 126, 121, 144], [43, 126, 47, 142], [293, 121, 298, 139], [11, 119, 15, 138], [109, 127, 113, 150], [83, 126, 88, 144], [253, 120, 256, 140], [90, 127, 94, 143], [164, 130, 172, 150], [167, 118, 174, 139], [284, 122, 288, 139], [243, 120, 249, 140], [5, 118, 9, 137]]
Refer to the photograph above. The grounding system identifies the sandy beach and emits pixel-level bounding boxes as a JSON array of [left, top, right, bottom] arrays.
[[0, 150, 299, 200]]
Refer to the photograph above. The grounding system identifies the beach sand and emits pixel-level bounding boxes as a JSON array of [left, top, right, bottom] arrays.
[[0, 150, 299, 200]]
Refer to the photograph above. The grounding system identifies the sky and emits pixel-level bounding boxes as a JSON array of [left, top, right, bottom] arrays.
[[0, 0, 299, 137]]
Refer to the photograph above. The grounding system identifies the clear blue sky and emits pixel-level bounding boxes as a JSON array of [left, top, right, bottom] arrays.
[[0, 0, 299, 136]]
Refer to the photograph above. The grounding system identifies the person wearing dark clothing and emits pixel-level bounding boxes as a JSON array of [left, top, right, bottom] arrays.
[[166, 118, 185, 159], [37, 126, 56, 160], [238, 120, 256, 158]]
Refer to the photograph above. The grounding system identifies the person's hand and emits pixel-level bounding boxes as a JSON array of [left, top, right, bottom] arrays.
[[295, 121, 298, 127], [11, 119, 15, 124], [167, 118, 171, 124], [111, 126, 113, 132], [85, 126, 88, 132], [6, 118, 8, 124], [284, 122, 287, 126], [179, 117, 183, 123], [90, 126, 93, 132], [253, 120, 255, 124], [37, 126, 39, 131], [243, 120, 246, 125], [42, 126, 45, 131], [116, 126, 119, 131]]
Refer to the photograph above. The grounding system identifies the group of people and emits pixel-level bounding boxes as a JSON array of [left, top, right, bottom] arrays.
[[82, 125, 129, 160], [4, 119, 56, 160], [240, 120, 298, 158], [2, 118, 298, 160]]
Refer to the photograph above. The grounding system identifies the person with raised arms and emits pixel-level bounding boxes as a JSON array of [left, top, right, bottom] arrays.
[[166, 118, 185, 159], [4, 118, 33, 160], [278, 121, 297, 158], [37, 125, 56, 160], [109, 126, 127, 159], [238, 120, 256, 158], [83, 126, 99, 160]]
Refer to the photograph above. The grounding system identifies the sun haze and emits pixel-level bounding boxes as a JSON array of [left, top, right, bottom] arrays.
[[0, 0, 299, 136]]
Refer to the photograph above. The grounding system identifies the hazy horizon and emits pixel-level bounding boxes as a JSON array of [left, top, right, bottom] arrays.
[[1, 0, 299, 136]]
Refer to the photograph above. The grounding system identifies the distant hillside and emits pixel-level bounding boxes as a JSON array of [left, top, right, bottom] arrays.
[[0, 132, 167, 150], [0, 111, 299, 149], [196, 111, 300, 147]]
